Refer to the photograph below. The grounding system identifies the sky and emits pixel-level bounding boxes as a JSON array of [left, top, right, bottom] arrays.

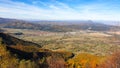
[[0, 0, 120, 21]]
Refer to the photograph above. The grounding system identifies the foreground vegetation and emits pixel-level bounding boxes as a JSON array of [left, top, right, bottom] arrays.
[[0, 38, 71, 68], [1, 27, 120, 67], [0, 41, 120, 68]]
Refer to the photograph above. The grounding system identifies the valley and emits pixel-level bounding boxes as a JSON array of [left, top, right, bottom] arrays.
[[0, 18, 120, 68], [3, 28, 120, 56], [0, 0, 120, 67]]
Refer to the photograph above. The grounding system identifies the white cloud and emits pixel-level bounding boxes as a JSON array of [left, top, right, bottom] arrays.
[[0, 0, 120, 21]]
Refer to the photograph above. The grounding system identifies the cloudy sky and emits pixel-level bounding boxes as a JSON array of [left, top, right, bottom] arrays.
[[0, 0, 120, 20]]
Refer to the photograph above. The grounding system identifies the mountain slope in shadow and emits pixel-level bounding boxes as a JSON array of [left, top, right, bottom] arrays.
[[0, 33, 74, 68], [0, 33, 41, 47]]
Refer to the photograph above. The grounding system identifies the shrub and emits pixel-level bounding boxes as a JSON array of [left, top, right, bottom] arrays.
[[67, 53, 105, 68], [98, 51, 120, 68]]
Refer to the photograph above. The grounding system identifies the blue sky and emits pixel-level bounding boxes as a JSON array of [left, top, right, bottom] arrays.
[[0, 0, 120, 21]]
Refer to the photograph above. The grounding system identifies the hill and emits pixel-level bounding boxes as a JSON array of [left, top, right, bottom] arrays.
[[0, 17, 116, 32], [0, 33, 40, 47], [0, 33, 74, 68]]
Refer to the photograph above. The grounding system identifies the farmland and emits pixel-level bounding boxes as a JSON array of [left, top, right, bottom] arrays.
[[3, 28, 120, 56]]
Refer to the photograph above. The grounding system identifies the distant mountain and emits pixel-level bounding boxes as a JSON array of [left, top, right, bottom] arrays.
[[95, 20, 120, 26], [0, 17, 19, 24], [0, 18, 72, 32], [0, 18, 37, 29], [0, 17, 117, 32]]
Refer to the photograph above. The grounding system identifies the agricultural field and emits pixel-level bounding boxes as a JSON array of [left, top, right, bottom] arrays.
[[3, 28, 120, 56]]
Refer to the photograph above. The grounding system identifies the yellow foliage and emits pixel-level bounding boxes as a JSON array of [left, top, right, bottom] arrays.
[[11, 44, 39, 52], [0, 39, 19, 68], [67, 53, 106, 68]]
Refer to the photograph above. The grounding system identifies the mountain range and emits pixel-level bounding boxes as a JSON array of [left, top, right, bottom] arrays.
[[0, 17, 119, 32]]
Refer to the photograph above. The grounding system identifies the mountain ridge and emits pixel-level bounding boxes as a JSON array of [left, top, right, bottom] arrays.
[[0, 17, 118, 32], [0, 33, 40, 47]]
